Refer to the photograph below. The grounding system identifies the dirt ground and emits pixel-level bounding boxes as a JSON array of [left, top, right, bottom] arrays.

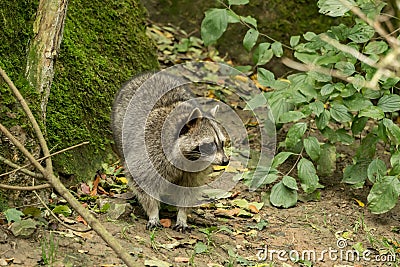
[[0, 172, 399, 267]]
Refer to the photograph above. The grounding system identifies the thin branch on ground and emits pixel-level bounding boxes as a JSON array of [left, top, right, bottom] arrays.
[[0, 67, 53, 173], [0, 183, 52, 191], [32, 187, 92, 233], [0, 141, 89, 178], [0, 155, 43, 179]]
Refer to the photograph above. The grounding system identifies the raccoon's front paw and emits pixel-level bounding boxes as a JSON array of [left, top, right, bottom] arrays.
[[146, 218, 162, 230], [173, 222, 192, 233]]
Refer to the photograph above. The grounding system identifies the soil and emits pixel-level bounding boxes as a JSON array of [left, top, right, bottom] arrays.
[[0, 173, 399, 267]]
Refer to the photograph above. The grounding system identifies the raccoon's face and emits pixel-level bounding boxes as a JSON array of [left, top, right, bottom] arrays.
[[178, 107, 229, 169]]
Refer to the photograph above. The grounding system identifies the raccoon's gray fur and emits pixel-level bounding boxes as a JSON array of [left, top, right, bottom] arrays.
[[111, 71, 229, 231]]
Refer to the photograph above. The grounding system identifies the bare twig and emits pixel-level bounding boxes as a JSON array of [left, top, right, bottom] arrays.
[[32, 188, 92, 233], [0, 155, 43, 179], [281, 57, 355, 83], [0, 183, 51, 191], [0, 141, 89, 178], [319, 34, 378, 67], [0, 67, 53, 173]]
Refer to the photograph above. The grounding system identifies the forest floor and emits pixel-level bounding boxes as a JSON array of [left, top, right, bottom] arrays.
[[1, 23, 399, 267]]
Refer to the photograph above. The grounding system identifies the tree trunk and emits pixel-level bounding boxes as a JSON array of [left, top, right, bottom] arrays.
[[25, 0, 68, 121]]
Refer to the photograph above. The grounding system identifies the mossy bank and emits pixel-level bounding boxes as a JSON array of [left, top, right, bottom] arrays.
[[0, 0, 159, 181]]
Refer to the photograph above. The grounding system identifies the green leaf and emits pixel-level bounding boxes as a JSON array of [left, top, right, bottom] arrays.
[[304, 136, 321, 161], [298, 158, 323, 193], [285, 122, 307, 148], [355, 133, 378, 161], [267, 91, 294, 123], [309, 101, 325, 116], [228, 0, 249, 5], [367, 176, 400, 214], [244, 93, 267, 110], [282, 176, 298, 190], [367, 159, 387, 184], [226, 10, 241, 23], [330, 104, 353, 122], [257, 68, 275, 87], [317, 143, 336, 177], [194, 242, 208, 254], [201, 9, 228, 46], [10, 219, 37, 237], [278, 111, 306, 123], [270, 181, 297, 208], [335, 61, 355, 76], [290, 36, 300, 47], [321, 84, 335, 96], [253, 43, 273, 65], [318, 0, 356, 17], [316, 110, 330, 130], [52, 205, 72, 217], [272, 152, 294, 168], [241, 15, 257, 28], [377, 94, 400, 112], [390, 151, 400, 175], [364, 41, 388, 55], [383, 118, 400, 145], [4, 208, 24, 223], [303, 32, 317, 41], [343, 93, 372, 112], [351, 116, 368, 135], [336, 128, 354, 145], [271, 42, 283, 57], [359, 106, 385, 120], [342, 162, 369, 184], [294, 52, 318, 64], [348, 23, 375, 43], [243, 28, 259, 51]]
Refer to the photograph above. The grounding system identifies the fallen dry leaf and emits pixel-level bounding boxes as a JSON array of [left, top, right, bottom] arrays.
[[248, 204, 260, 214], [174, 257, 189, 263], [214, 208, 240, 217], [160, 218, 172, 228]]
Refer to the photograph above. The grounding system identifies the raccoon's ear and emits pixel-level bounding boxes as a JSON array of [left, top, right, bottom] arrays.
[[210, 105, 219, 118], [187, 107, 202, 123], [180, 108, 202, 135]]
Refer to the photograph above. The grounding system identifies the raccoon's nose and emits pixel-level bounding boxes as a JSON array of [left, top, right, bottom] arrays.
[[221, 156, 229, 166]]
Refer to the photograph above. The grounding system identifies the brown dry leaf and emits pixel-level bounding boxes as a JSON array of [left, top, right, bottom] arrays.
[[90, 174, 101, 196], [230, 191, 241, 198], [80, 183, 90, 195], [174, 257, 189, 263], [248, 204, 260, 214], [76, 215, 88, 226], [160, 218, 172, 228], [214, 208, 240, 217]]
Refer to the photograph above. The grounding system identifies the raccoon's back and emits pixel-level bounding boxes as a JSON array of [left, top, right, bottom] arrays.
[[111, 72, 193, 158]]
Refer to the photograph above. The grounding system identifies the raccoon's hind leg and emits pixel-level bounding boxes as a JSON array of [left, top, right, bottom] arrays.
[[173, 207, 191, 232], [136, 192, 161, 229]]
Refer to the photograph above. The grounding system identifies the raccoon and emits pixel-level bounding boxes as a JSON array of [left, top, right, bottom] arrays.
[[111, 71, 229, 231]]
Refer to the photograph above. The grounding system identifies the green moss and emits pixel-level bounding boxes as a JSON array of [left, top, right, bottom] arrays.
[[48, 0, 159, 179], [1, 0, 159, 180]]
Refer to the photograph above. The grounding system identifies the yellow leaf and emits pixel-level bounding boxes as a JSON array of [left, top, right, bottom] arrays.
[[116, 177, 128, 184], [353, 198, 365, 207]]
